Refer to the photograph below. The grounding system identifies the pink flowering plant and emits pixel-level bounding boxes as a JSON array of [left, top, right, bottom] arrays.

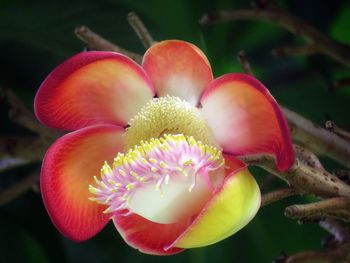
[[34, 40, 294, 255]]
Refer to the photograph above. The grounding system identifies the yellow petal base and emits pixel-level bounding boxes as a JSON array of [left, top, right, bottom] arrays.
[[173, 168, 260, 248]]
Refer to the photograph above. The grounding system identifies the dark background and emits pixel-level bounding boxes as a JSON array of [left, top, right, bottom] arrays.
[[0, 0, 349, 262]]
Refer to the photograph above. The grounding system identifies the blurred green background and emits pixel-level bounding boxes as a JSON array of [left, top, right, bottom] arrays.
[[1, 0, 349, 262]]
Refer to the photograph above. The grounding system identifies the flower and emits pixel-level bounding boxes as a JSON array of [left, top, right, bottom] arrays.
[[34, 40, 294, 255]]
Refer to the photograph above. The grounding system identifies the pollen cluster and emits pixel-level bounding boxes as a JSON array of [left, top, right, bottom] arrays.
[[124, 96, 217, 149], [89, 134, 224, 216]]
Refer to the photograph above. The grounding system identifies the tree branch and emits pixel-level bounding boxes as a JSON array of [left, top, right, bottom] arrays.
[[0, 169, 40, 206], [242, 154, 350, 200], [333, 169, 350, 185], [0, 87, 57, 139], [285, 197, 350, 222], [319, 219, 350, 243], [275, 219, 350, 262], [237, 50, 254, 75], [74, 25, 143, 63], [325, 121, 350, 142], [284, 107, 350, 169], [200, 7, 350, 66], [272, 44, 318, 57], [0, 157, 29, 173], [127, 12, 155, 49], [261, 187, 296, 206], [293, 144, 323, 169], [282, 250, 345, 263], [0, 136, 50, 165]]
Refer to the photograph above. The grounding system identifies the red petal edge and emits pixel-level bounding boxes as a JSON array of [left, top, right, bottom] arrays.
[[142, 40, 213, 106], [41, 124, 125, 241], [35, 51, 154, 131], [200, 73, 295, 171], [113, 214, 187, 255]]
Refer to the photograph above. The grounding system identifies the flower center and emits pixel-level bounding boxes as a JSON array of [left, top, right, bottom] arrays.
[[89, 134, 224, 224], [124, 96, 218, 149]]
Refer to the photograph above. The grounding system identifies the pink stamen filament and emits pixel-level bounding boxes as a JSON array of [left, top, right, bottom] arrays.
[[89, 134, 224, 216]]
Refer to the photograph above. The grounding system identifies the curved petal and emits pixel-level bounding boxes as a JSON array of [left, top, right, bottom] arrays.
[[112, 155, 259, 254], [113, 214, 187, 255], [142, 40, 213, 105], [200, 73, 294, 171], [41, 125, 125, 241], [35, 51, 154, 131], [127, 164, 223, 224], [170, 155, 260, 249]]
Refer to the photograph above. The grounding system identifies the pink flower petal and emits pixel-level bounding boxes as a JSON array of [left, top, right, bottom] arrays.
[[41, 125, 125, 241], [142, 40, 213, 105], [112, 155, 257, 254], [35, 51, 154, 131], [200, 73, 294, 171]]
